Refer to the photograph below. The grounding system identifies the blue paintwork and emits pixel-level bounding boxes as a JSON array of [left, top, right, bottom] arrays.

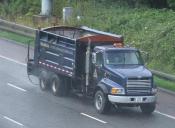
[[94, 45, 153, 95], [101, 78, 123, 88], [99, 78, 124, 93], [104, 66, 126, 86], [34, 31, 76, 77], [106, 65, 152, 79]]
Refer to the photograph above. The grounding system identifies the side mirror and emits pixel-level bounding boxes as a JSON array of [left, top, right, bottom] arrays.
[[26, 39, 34, 62], [92, 53, 96, 64], [140, 51, 149, 65]]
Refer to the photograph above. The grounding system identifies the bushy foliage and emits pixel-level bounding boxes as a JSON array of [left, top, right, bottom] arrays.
[[0, 0, 40, 17], [167, 0, 175, 9], [1, 0, 175, 18], [95, 0, 175, 9], [52, 0, 71, 17], [68, 3, 175, 74]]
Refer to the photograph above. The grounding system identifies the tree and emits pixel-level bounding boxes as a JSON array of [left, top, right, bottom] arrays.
[[149, 0, 168, 8]]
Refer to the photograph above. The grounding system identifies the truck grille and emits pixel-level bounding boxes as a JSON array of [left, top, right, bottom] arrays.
[[126, 78, 152, 95]]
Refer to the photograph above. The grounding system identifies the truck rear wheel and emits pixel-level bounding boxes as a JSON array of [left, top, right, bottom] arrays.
[[39, 71, 49, 91], [51, 75, 65, 96], [94, 90, 111, 114], [140, 103, 156, 114]]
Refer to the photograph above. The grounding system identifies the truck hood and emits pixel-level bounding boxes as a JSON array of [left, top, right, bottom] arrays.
[[106, 65, 152, 78]]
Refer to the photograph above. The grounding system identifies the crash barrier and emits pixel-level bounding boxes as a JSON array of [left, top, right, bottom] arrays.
[[0, 19, 36, 38], [0, 18, 174, 82], [151, 69, 175, 82]]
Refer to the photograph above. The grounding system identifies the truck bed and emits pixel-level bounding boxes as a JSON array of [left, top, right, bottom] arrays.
[[35, 26, 123, 78]]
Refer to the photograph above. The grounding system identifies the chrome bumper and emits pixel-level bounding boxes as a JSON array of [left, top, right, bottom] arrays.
[[108, 95, 156, 104]]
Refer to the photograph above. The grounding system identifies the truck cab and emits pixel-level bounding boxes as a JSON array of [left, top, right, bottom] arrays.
[[92, 45, 157, 114]]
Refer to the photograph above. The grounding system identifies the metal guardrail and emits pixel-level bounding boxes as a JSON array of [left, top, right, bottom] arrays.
[[0, 19, 36, 38], [0, 18, 174, 82], [151, 70, 175, 82]]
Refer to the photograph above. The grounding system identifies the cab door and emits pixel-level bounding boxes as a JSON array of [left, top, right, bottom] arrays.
[[93, 52, 104, 83]]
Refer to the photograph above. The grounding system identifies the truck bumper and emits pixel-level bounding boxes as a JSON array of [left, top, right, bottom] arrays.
[[108, 95, 156, 104]]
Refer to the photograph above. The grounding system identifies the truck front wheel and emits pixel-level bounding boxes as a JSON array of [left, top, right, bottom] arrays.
[[94, 90, 111, 114], [140, 103, 156, 114]]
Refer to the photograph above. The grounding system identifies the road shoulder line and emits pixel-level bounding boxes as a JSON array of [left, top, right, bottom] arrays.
[[80, 113, 107, 124], [0, 54, 26, 66], [3, 116, 24, 126], [7, 83, 27, 92], [155, 110, 175, 120]]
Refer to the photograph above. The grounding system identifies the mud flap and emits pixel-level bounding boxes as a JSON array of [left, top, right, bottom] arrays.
[[27, 60, 38, 76]]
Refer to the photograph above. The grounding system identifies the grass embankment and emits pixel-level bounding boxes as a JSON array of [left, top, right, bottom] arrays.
[[154, 76, 175, 92], [72, 6, 175, 75], [0, 30, 33, 44]]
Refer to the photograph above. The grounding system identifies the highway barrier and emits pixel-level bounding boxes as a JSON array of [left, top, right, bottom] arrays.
[[0, 19, 36, 37], [0, 18, 174, 82], [151, 69, 175, 82]]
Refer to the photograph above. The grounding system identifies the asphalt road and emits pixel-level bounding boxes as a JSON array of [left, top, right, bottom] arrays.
[[0, 38, 175, 128]]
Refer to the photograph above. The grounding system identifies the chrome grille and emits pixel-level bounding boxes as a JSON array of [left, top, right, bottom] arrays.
[[126, 78, 151, 95]]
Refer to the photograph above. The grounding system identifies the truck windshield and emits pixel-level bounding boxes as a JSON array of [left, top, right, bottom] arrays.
[[105, 50, 144, 65]]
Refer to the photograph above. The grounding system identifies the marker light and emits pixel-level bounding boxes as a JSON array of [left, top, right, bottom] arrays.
[[113, 43, 124, 48]]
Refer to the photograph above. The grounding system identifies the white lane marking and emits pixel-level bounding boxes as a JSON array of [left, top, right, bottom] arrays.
[[80, 113, 107, 124], [0, 54, 26, 66], [0, 54, 37, 87], [155, 110, 175, 120], [7, 83, 27, 92], [3, 116, 24, 126]]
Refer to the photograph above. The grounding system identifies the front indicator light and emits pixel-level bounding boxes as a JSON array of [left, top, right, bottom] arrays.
[[111, 88, 125, 95]]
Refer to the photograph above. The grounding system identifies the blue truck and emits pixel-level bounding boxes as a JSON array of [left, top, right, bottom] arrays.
[[27, 26, 157, 114]]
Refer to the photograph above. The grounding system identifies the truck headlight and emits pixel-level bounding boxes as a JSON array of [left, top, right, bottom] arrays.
[[111, 87, 125, 95], [151, 88, 157, 95]]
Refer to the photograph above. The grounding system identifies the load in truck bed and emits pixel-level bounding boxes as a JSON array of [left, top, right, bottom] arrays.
[[36, 26, 123, 78], [42, 26, 123, 43]]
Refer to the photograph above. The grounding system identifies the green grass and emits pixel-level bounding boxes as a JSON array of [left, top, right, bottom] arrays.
[[68, 5, 175, 75], [154, 76, 175, 92], [0, 30, 34, 45]]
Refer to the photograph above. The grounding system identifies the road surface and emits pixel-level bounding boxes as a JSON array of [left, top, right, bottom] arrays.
[[0, 38, 175, 128]]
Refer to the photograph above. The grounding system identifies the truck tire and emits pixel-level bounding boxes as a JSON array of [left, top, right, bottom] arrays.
[[51, 75, 65, 96], [94, 90, 111, 114], [140, 103, 156, 114], [63, 77, 70, 96], [39, 71, 49, 91]]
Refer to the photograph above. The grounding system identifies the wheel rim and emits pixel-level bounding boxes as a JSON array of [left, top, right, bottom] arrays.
[[40, 79, 45, 89], [95, 94, 103, 110], [52, 80, 57, 93]]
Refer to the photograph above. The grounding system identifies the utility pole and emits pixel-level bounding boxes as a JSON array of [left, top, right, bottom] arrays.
[[33, 0, 53, 27], [41, 0, 53, 16]]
